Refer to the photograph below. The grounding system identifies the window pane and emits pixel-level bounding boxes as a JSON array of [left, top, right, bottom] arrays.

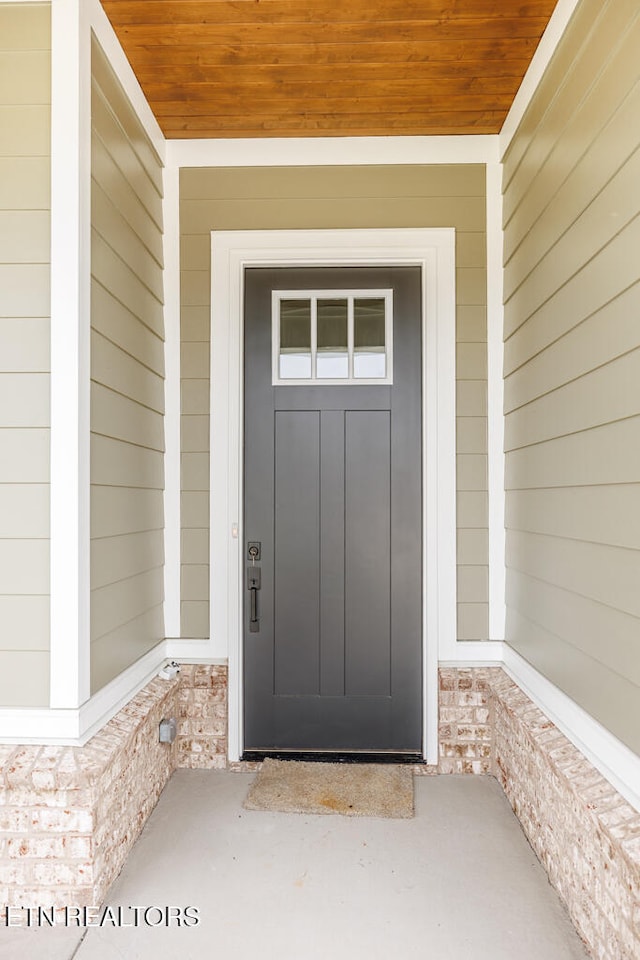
[[280, 299, 311, 379], [354, 298, 386, 378], [317, 298, 348, 378]]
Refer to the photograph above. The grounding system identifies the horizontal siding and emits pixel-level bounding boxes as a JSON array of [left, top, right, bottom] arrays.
[[504, 81, 640, 303], [0, 103, 50, 158], [91, 567, 164, 641], [91, 331, 164, 414], [92, 232, 164, 337], [90, 609, 164, 695], [92, 382, 164, 452], [0, 539, 48, 594], [506, 486, 640, 551], [91, 133, 164, 265], [91, 46, 162, 196], [504, 207, 640, 346], [0, 429, 49, 483], [91, 487, 164, 540], [0, 210, 49, 262], [507, 569, 640, 690], [0, 49, 50, 104], [0, 156, 50, 208], [0, 373, 49, 426], [506, 417, 640, 489], [0, 5, 50, 49], [0, 318, 49, 371], [0, 484, 48, 538], [506, 608, 640, 756], [181, 528, 209, 565], [0, 2, 51, 706], [0, 263, 49, 316], [90, 38, 164, 694], [180, 164, 487, 201], [0, 652, 49, 708], [505, 349, 640, 449], [179, 164, 489, 639], [91, 530, 164, 591], [502, 0, 636, 200], [91, 83, 163, 226], [504, 283, 639, 403], [92, 184, 163, 300], [91, 435, 164, 489], [180, 196, 486, 237], [502, 0, 640, 751], [508, 530, 640, 620], [505, 150, 640, 335], [0, 596, 49, 652]]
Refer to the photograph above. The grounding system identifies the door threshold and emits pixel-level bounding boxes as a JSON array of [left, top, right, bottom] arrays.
[[242, 751, 422, 764]]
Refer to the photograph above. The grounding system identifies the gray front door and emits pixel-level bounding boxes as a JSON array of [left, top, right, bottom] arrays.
[[243, 266, 422, 757]]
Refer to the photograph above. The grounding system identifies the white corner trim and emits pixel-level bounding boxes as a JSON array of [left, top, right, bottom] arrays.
[[88, 0, 165, 163], [49, 0, 92, 710], [503, 645, 640, 814], [499, 0, 582, 158], [167, 135, 498, 169], [210, 227, 457, 765], [162, 163, 181, 640], [486, 163, 506, 642]]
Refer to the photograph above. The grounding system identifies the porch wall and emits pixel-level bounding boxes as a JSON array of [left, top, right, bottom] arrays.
[[0, 1, 51, 707], [179, 164, 489, 641], [89, 38, 166, 693], [2, 664, 639, 960], [501, 0, 640, 752]]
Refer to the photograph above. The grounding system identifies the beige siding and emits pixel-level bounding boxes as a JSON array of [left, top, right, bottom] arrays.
[[0, 2, 51, 707], [179, 164, 488, 639], [502, 0, 640, 752], [90, 39, 164, 693]]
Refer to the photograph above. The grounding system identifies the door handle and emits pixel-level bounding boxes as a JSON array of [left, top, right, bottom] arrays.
[[247, 565, 261, 632]]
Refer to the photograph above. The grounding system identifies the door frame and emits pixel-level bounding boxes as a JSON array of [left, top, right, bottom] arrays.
[[210, 228, 457, 763]]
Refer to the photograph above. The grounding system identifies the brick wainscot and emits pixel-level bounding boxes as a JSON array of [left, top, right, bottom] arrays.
[[1, 663, 639, 959]]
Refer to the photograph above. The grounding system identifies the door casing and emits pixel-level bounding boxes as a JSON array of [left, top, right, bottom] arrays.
[[209, 228, 457, 763]]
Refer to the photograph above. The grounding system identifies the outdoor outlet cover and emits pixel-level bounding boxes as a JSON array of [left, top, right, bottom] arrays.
[[159, 717, 177, 743]]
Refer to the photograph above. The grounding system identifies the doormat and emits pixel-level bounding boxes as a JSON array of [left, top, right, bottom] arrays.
[[243, 758, 414, 819]]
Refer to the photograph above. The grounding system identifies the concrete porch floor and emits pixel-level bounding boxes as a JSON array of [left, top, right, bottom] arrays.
[[1, 772, 589, 960]]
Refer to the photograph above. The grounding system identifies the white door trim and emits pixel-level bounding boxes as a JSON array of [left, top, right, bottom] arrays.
[[210, 228, 457, 764]]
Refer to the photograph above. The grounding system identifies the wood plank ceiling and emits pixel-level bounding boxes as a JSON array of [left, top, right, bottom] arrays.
[[101, 0, 559, 138]]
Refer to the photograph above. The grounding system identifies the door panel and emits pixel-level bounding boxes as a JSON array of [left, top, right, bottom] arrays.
[[344, 410, 391, 698], [274, 410, 320, 696], [243, 266, 422, 755]]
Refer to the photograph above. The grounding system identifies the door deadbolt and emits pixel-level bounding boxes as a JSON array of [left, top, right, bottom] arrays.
[[247, 541, 261, 561]]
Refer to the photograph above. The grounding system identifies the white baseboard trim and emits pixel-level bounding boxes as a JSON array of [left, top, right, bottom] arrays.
[[0, 707, 80, 744], [0, 643, 168, 745], [0, 640, 231, 745], [502, 645, 640, 814], [77, 643, 170, 744], [165, 637, 227, 661], [439, 660, 502, 669], [440, 640, 505, 662], [2, 635, 639, 814]]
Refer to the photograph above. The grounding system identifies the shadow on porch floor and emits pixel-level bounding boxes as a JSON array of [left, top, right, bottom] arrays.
[[1, 772, 589, 960]]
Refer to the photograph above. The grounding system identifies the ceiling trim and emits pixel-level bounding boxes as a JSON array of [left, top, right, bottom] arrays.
[[166, 134, 499, 169], [499, 0, 582, 158]]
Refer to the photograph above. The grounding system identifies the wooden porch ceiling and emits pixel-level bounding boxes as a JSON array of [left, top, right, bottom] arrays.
[[100, 0, 559, 139]]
